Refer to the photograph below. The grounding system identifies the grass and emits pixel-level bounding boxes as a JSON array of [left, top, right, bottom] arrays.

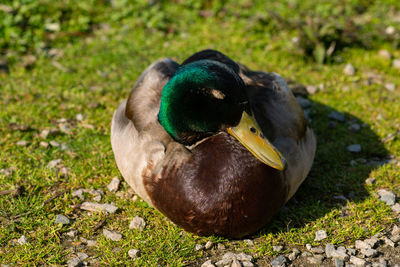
[[1, 1, 400, 266]]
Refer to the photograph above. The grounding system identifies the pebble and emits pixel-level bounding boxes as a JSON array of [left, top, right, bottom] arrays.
[[348, 123, 361, 132], [201, 260, 215, 267], [50, 140, 60, 147], [17, 235, 27, 245], [59, 124, 71, 134], [128, 249, 140, 259], [334, 258, 345, 267], [77, 252, 88, 260], [273, 245, 283, 252], [384, 83, 395, 92], [205, 241, 213, 249], [55, 214, 70, 225], [67, 257, 82, 267], [332, 246, 349, 260], [40, 129, 50, 139], [72, 189, 84, 200], [365, 237, 379, 248], [236, 252, 253, 262], [244, 239, 254, 246], [195, 244, 204, 251], [296, 96, 311, 108], [107, 177, 120, 192], [47, 159, 62, 168], [306, 243, 312, 250], [344, 63, 355, 76], [350, 256, 366, 266], [328, 111, 345, 122], [288, 250, 298, 261], [378, 50, 391, 60], [308, 255, 324, 264], [356, 240, 371, 250], [392, 203, 400, 213], [40, 141, 49, 148], [76, 113, 84, 121], [270, 255, 287, 267], [392, 226, 400, 236], [315, 230, 327, 241], [347, 144, 362, 153], [377, 189, 397, 206], [361, 248, 377, 257], [16, 140, 28, 146], [103, 229, 122, 241], [365, 178, 376, 185], [66, 230, 77, 237], [306, 85, 318, 94], [87, 240, 98, 247], [217, 243, 225, 250], [231, 259, 241, 267], [241, 261, 254, 267], [80, 202, 118, 214], [129, 216, 146, 231], [301, 251, 312, 257], [310, 246, 324, 254], [347, 248, 356, 255], [393, 59, 400, 69], [382, 236, 395, 247]]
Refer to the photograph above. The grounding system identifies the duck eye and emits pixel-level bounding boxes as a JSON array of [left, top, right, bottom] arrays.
[[250, 127, 257, 134]]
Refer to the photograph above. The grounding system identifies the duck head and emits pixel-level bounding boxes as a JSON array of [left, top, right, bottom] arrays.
[[158, 59, 287, 171]]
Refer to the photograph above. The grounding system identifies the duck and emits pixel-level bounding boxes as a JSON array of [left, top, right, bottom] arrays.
[[111, 49, 316, 238]]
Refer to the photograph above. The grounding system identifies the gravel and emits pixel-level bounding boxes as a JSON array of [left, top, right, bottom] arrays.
[[67, 257, 82, 267], [16, 140, 28, 146], [315, 230, 327, 241], [306, 85, 318, 94], [392, 203, 400, 214], [128, 249, 140, 259], [195, 244, 204, 251], [377, 189, 397, 206], [47, 158, 62, 168], [365, 178, 376, 185], [55, 214, 70, 225], [17, 235, 28, 245], [201, 260, 215, 267], [103, 229, 122, 241], [129, 215, 146, 231], [328, 111, 345, 122], [393, 59, 400, 69], [273, 245, 283, 252], [49, 140, 60, 147], [80, 202, 118, 214], [350, 256, 366, 266], [205, 241, 213, 249], [334, 258, 345, 267], [308, 254, 324, 264], [343, 63, 356, 76], [270, 255, 287, 267], [347, 144, 362, 153], [107, 177, 120, 192]]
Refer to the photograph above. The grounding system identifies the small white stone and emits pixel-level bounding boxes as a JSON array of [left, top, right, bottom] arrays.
[[77, 252, 88, 260], [80, 202, 118, 214], [382, 236, 395, 247], [378, 50, 392, 59], [315, 230, 327, 241], [103, 229, 122, 241], [128, 249, 140, 259], [350, 256, 366, 266], [72, 189, 84, 200], [273, 245, 283, 252], [235, 252, 253, 262], [76, 113, 84, 121], [355, 240, 371, 250], [343, 63, 355, 76], [306, 85, 318, 94], [65, 230, 77, 237], [205, 241, 213, 249], [16, 140, 28, 146], [59, 124, 71, 134], [40, 129, 50, 139], [129, 216, 146, 231], [47, 159, 62, 168], [393, 59, 400, 69], [231, 259, 242, 267], [347, 144, 361, 153], [384, 83, 395, 92], [55, 214, 70, 225], [87, 240, 98, 247], [377, 189, 397, 206], [348, 123, 361, 132], [107, 177, 120, 193], [386, 26, 396, 35], [49, 140, 60, 147], [201, 260, 215, 267], [365, 178, 376, 185], [17, 235, 28, 245], [67, 258, 82, 267], [195, 244, 204, 251], [40, 141, 49, 148], [241, 261, 254, 267]]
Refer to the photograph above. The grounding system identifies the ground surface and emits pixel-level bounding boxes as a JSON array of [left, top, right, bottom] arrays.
[[1, 1, 400, 266]]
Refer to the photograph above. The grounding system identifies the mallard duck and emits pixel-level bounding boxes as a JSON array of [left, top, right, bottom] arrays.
[[111, 50, 316, 238]]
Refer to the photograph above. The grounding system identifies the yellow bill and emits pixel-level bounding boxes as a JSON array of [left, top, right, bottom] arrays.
[[227, 112, 287, 171]]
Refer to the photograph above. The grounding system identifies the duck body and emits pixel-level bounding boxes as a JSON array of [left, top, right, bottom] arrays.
[[111, 50, 316, 238]]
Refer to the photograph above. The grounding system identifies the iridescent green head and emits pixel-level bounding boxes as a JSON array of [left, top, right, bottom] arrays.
[[158, 60, 247, 145]]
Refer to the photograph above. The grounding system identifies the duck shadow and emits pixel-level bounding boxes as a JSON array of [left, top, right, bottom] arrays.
[[252, 95, 391, 239]]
